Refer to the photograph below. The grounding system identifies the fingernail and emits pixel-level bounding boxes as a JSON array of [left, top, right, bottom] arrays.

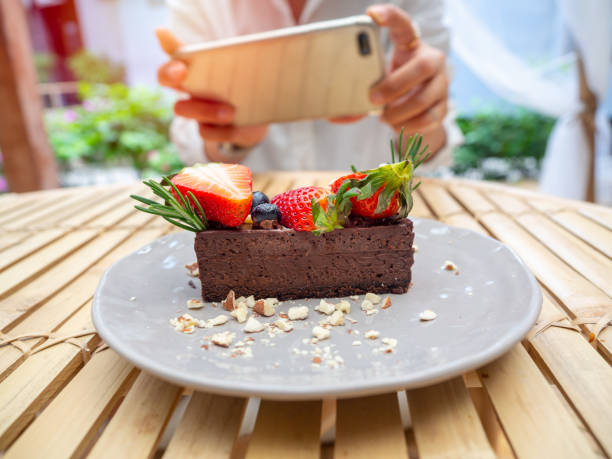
[[370, 91, 384, 105], [217, 106, 233, 122], [368, 6, 387, 23]]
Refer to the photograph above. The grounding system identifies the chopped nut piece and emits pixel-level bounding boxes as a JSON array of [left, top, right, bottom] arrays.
[[236, 296, 246, 304], [222, 290, 236, 311], [288, 306, 309, 320], [443, 260, 457, 271], [361, 299, 374, 311], [273, 318, 294, 332], [230, 304, 248, 323], [336, 300, 351, 313], [169, 314, 204, 333], [365, 309, 379, 316], [364, 292, 381, 304], [413, 244, 419, 253], [365, 330, 380, 340], [245, 295, 256, 308], [381, 296, 392, 309], [185, 262, 199, 277], [420, 310, 437, 321], [312, 326, 330, 341], [325, 310, 345, 326], [265, 297, 279, 306], [349, 295, 359, 301], [382, 337, 398, 348], [244, 317, 265, 333], [206, 314, 229, 327], [211, 331, 234, 348], [312, 356, 322, 364], [352, 340, 362, 346], [186, 298, 205, 310], [253, 299, 275, 317], [315, 299, 335, 315]]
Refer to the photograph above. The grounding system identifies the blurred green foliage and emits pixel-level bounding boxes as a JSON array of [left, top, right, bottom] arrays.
[[452, 109, 556, 179], [45, 82, 183, 176], [34, 52, 56, 82], [67, 50, 125, 84]]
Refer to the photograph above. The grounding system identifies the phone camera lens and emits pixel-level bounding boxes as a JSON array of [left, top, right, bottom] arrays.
[[357, 31, 371, 56]]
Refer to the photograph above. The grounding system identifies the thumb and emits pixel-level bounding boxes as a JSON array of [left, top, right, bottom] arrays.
[[155, 27, 183, 55], [366, 4, 419, 51]]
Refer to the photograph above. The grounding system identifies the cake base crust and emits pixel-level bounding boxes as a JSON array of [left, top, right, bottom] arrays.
[[195, 218, 414, 302]]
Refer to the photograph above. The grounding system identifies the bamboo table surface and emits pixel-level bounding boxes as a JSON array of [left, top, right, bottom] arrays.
[[0, 172, 611, 458]]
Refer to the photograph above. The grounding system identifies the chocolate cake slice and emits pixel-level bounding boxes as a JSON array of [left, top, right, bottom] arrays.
[[195, 218, 414, 302]]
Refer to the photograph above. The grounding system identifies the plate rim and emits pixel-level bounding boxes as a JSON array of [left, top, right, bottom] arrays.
[[92, 218, 542, 400]]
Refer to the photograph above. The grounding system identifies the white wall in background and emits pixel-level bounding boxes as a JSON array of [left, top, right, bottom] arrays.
[[74, 0, 168, 86]]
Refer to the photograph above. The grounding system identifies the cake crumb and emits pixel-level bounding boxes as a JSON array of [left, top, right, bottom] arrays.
[[273, 318, 294, 332], [312, 326, 330, 341], [365, 309, 379, 316], [244, 317, 265, 333], [211, 331, 234, 348], [381, 296, 392, 309], [420, 310, 438, 321], [253, 299, 276, 317], [364, 292, 381, 304], [336, 300, 351, 313], [352, 340, 362, 346], [185, 262, 199, 277], [361, 299, 374, 311], [365, 330, 380, 340], [230, 304, 248, 323], [316, 299, 336, 315], [288, 306, 309, 320], [186, 298, 205, 310], [222, 290, 236, 311], [443, 260, 457, 271]]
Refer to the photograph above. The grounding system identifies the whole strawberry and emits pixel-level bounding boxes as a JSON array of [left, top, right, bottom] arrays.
[[171, 163, 252, 227], [271, 186, 329, 231], [331, 173, 400, 219]]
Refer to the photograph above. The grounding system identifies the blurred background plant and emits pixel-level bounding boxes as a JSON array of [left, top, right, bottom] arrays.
[[33, 51, 56, 83], [67, 50, 125, 84]]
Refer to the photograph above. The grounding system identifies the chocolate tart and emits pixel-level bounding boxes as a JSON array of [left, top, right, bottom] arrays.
[[195, 218, 415, 302]]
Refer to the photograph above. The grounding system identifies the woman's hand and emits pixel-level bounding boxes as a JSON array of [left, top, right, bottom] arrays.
[[366, 4, 449, 154], [156, 28, 268, 152]]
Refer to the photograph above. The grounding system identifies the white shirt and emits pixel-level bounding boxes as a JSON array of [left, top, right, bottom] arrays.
[[168, 0, 461, 172]]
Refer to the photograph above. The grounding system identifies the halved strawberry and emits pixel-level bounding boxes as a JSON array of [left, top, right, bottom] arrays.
[[271, 186, 329, 231], [171, 163, 252, 227], [331, 173, 400, 219]]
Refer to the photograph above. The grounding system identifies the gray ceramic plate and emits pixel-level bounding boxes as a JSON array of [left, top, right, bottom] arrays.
[[92, 219, 541, 400]]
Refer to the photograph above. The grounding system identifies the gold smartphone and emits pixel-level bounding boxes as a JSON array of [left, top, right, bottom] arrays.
[[174, 15, 385, 126]]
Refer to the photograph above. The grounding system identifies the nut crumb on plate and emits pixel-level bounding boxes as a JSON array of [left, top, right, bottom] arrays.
[[253, 299, 276, 317], [245, 295, 256, 308], [230, 304, 248, 323], [288, 306, 309, 320], [211, 331, 234, 348], [324, 310, 345, 326], [222, 290, 235, 311], [273, 318, 294, 332], [244, 316, 265, 333], [381, 296, 392, 309], [312, 326, 330, 341], [365, 309, 379, 316], [443, 260, 457, 271], [349, 295, 359, 301], [420, 309, 438, 321], [365, 330, 380, 340], [352, 340, 362, 346], [185, 262, 199, 277], [364, 292, 381, 304], [361, 299, 374, 311], [315, 299, 336, 315], [186, 298, 205, 310], [205, 314, 229, 328], [335, 300, 351, 313]]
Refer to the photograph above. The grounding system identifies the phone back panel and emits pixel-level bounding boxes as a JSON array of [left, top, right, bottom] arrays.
[[175, 16, 384, 126]]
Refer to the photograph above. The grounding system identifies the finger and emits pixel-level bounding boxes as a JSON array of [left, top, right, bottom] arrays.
[[370, 46, 444, 104], [381, 70, 448, 125], [198, 124, 267, 146], [175, 99, 235, 124], [328, 114, 367, 124], [158, 60, 188, 88], [155, 27, 182, 55], [366, 4, 418, 50], [391, 98, 448, 134]]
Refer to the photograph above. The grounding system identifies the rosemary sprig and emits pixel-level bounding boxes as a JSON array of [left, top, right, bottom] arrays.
[[130, 177, 208, 232]]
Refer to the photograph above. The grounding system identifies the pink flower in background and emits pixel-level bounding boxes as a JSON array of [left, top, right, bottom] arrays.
[[0, 176, 7, 193], [147, 150, 159, 161], [63, 110, 78, 122], [82, 100, 96, 111]]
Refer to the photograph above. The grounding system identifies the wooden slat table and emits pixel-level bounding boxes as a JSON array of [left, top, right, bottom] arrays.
[[0, 174, 611, 458]]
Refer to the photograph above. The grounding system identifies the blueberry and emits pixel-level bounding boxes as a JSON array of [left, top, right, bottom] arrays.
[[250, 191, 269, 213], [251, 203, 282, 224]]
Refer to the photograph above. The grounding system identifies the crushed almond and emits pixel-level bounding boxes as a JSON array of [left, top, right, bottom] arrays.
[[364, 292, 381, 304], [382, 337, 398, 348], [365, 309, 379, 316], [336, 300, 351, 313], [420, 309, 437, 321], [365, 330, 380, 340], [186, 298, 205, 310], [244, 317, 265, 333], [361, 299, 374, 311], [230, 304, 249, 323], [211, 331, 234, 348], [236, 296, 246, 304], [222, 290, 236, 311], [265, 298, 279, 306], [315, 299, 336, 315], [443, 260, 457, 271], [325, 310, 345, 326], [312, 326, 330, 341], [245, 295, 256, 308], [312, 356, 322, 364], [381, 296, 392, 309], [352, 340, 362, 346], [185, 262, 199, 277], [205, 314, 229, 328], [273, 318, 294, 332], [349, 295, 359, 301], [253, 299, 276, 317], [170, 314, 204, 334], [288, 306, 309, 320]]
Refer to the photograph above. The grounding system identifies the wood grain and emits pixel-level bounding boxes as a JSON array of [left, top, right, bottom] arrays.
[[163, 392, 246, 459], [335, 393, 408, 459], [407, 378, 495, 458], [550, 210, 612, 258], [246, 400, 322, 459]]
